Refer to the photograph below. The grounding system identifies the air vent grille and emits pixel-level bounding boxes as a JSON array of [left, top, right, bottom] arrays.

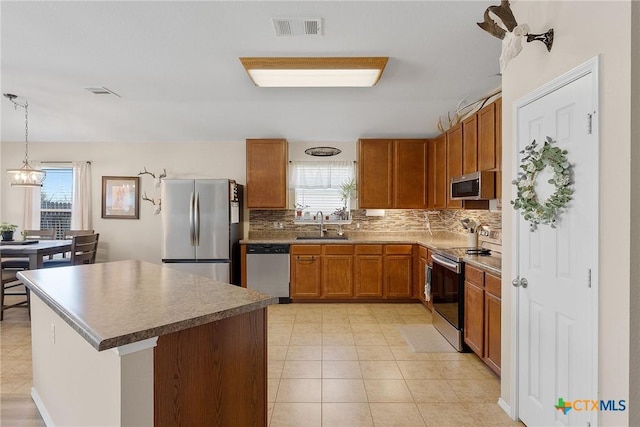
[[272, 18, 322, 36], [85, 87, 121, 97]]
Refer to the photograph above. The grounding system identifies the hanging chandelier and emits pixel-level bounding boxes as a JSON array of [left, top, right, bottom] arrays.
[[4, 93, 46, 187]]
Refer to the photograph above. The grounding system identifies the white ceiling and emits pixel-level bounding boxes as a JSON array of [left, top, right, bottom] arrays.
[[1, 1, 502, 144]]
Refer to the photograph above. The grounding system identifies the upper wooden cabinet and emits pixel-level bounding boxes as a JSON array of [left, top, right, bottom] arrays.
[[358, 139, 394, 208], [427, 134, 447, 209], [478, 102, 497, 172], [446, 124, 463, 209], [246, 139, 288, 209], [358, 139, 427, 209], [462, 114, 478, 174], [495, 98, 503, 200]]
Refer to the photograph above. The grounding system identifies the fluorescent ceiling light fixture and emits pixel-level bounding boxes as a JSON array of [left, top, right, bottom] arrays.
[[239, 57, 388, 87]]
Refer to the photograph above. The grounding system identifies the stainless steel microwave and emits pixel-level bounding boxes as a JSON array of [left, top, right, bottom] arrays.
[[450, 171, 495, 200]]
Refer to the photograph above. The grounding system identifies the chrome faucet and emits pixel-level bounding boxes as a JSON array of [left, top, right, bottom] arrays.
[[316, 211, 326, 237]]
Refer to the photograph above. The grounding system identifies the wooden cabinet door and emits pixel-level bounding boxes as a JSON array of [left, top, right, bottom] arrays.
[[384, 246, 413, 298], [416, 249, 428, 304], [290, 246, 322, 298], [484, 273, 501, 375], [394, 139, 427, 208], [484, 291, 501, 375], [464, 280, 484, 357], [358, 139, 393, 208], [354, 245, 383, 298], [446, 124, 463, 209], [477, 102, 496, 172], [462, 115, 478, 174], [322, 245, 354, 298], [246, 139, 288, 209], [427, 134, 447, 209]]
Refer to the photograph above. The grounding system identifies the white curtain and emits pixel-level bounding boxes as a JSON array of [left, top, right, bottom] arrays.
[[22, 160, 42, 230], [71, 161, 92, 230], [289, 161, 354, 189]]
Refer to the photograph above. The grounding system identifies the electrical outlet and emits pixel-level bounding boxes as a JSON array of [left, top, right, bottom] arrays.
[[50, 323, 56, 344], [273, 222, 284, 229]]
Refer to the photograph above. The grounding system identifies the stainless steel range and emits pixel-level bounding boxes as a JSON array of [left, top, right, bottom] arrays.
[[429, 246, 492, 351]]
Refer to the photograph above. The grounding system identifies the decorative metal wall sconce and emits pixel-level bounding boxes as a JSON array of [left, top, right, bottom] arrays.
[[477, 0, 554, 73]]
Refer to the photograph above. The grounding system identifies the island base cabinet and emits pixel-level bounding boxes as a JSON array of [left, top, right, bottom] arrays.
[[29, 296, 156, 427], [155, 309, 267, 427]]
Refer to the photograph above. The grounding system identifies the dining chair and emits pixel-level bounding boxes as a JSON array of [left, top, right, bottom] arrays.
[[23, 229, 55, 240], [63, 229, 95, 239], [1, 267, 30, 321], [43, 233, 100, 268], [2, 229, 57, 269]]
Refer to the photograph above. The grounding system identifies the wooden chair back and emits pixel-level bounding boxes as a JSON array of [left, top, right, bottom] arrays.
[[23, 229, 55, 240], [70, 233, 100, 265], [63, 229, 95, 239]]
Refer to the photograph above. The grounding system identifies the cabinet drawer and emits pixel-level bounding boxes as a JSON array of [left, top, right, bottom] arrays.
[[385, 245, 413, 255], [355, 245, 383, 255], [465, 264, 485, 286], [485, 273, 501, 297], [291, 245, 322, 255], [324, 245, 354, 255]]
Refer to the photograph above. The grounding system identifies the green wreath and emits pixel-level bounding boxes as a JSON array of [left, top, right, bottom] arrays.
[[511, 136, 573, 232]]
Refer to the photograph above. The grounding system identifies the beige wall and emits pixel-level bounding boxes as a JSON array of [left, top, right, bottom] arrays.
[[0, 140, 246, 264], [502, 1, 634, 425]]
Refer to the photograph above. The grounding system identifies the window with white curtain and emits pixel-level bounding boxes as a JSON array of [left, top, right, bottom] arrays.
[[40, 165, 73, 238], [289, 161, 355, 214]]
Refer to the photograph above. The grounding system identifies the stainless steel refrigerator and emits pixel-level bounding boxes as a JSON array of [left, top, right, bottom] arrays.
[[161, 179, 242, 284]]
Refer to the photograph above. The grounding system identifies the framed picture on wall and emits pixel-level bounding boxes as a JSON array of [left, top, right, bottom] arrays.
[[101, 176, 140, 219]]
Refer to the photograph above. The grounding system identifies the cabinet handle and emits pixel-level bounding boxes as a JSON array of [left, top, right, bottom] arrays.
[[297, 256, 315, 262]]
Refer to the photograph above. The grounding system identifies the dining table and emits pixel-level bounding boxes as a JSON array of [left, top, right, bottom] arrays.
[[0, 240, 72, 270]]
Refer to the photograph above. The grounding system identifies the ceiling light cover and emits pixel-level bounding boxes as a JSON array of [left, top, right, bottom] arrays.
[[239, 57, 388, 87]]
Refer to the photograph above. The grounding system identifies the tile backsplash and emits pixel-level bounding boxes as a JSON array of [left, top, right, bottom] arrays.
[[249, 209, 501, 241]]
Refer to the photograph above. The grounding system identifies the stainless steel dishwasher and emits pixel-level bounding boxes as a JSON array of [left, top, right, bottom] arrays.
[[246, 244, 290, 303]]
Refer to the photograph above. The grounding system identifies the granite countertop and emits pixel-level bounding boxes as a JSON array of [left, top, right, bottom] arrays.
[[18, 259, 278, 351], [241, 232, 502, 274]]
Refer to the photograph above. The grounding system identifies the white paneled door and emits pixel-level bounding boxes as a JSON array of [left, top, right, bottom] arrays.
[[515, 60, 598, 427]]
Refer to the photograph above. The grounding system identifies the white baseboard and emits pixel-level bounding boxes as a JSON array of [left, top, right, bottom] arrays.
[[31, 387, 55, 427], [498, 397, 517, 421]]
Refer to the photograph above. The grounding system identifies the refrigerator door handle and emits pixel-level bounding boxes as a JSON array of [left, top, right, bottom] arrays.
[[189, 191, 196, 246], [194, 192, 200, 246]]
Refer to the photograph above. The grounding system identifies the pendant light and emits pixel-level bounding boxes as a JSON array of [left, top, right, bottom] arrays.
[[4, 93, 46, 187]]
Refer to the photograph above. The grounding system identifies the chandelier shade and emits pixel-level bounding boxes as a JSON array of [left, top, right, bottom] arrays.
[[4, 93, 46, 187]]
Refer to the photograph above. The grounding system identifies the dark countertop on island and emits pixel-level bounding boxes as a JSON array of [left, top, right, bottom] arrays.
[[18, 259, 278, 351]]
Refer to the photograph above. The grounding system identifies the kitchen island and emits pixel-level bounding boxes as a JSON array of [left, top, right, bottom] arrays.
[[18, 259, 277, 427]]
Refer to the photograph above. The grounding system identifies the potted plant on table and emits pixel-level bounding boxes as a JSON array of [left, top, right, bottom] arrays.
[[0, 222, 18, 241]]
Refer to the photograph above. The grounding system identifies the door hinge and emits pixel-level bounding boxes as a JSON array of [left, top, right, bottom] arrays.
[[587, 268, 592, 288], [587, 111, 596, 134]]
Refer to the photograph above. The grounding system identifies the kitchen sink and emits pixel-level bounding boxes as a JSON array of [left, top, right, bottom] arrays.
[[295, 236, 348, 240]]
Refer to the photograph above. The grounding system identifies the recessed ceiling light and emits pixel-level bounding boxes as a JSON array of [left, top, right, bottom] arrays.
[[85, 87, 121, 97], [239, 57, 389, 88]]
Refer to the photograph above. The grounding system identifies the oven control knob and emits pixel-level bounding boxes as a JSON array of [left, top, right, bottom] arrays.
[[512, 277, 528, 288]]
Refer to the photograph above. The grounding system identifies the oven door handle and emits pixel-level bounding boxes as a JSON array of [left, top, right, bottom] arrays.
[[431, 253, 462, 274]]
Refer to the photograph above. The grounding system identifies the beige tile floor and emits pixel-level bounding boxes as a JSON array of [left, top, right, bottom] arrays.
[[266, 302, 522, 427], [1, 296, 521, 426]]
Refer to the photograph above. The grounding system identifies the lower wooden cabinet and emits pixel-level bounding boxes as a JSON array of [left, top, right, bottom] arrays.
[[463, 264, 501, 376], [323, 245, 354, 298], [290, 244, 413, 301], [290, 245, 322, 298], [355, 245, 384, 298], [384, 245, 413, 298]]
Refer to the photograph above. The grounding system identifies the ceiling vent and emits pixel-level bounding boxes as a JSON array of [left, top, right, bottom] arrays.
[[85, 87, 121, 97], [272, 18, 322, 36]]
